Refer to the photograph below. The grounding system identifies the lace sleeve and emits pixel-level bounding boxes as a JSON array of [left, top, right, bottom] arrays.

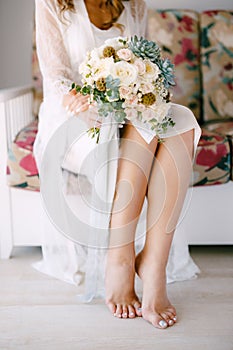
[[35, 0, 73, 97], [130, 0, 148, 36]]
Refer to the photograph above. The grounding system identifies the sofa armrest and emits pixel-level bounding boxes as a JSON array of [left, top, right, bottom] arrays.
[[0, 85, 33, 103], [0, 85, 34, 148]]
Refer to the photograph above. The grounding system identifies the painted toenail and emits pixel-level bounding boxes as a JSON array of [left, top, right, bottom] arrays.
[[129, 312, 135, 316], [173, 316, 177, 322], [168, 320, 174, 326], [159, 320, 167, 328], [123, 313, 127, 317], [137, 308, 142, 312]]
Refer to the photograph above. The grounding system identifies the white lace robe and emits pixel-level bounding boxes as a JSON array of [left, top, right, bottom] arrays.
[[33, 0, 201, 301]]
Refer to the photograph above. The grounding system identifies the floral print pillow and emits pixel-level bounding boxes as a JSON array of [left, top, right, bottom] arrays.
[[147, 9, 201, 120], [192, 129, 231, 186], [201, 11, 233, 121]]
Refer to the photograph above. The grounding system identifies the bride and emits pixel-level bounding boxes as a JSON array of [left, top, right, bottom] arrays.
[[33, 0, 201, 329]]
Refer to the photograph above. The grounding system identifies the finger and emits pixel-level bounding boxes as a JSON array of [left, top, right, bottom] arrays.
[[68, 94, 89, 113]]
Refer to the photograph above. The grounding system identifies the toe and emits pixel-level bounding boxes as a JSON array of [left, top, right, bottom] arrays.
[[115, 304, 123, 318], [134, 301, 142, 317], [106, 301, 116, 316], [122, 305, 128, 319], [145, 312, 168, 329], [128, 305, 136, 318]]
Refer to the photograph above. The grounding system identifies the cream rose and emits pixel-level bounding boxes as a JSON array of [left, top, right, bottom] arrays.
[[134, 58, 146, 75], [110, 61, 138, 86], [117, 48, 133, 61], [119, 85, 133, 99], [144, 59, 160, 80]]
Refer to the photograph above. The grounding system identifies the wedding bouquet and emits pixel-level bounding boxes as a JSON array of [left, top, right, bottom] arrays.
[[71, 36, 176, 142]]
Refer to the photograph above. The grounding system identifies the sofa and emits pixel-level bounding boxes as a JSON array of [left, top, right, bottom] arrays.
[[0, 9, 233, 258]]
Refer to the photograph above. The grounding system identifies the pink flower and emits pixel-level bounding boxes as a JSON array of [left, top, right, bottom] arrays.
[[119, 86, 132, 99], [196, 144, 228, 169], [117, 49, 132, 61], [174, 38, 198, 66], [134, 58, 146, 75]]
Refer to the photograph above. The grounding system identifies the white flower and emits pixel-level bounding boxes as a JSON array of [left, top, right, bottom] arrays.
[[141, 108, 155, 121], [117, 49, 132, 61], [110, 61, 138, 85], [140, 82, 154, 94], [143, 59, 160, 81], [134, 58, 146, 75], [104, 37, 127, 50], [94, 57, 115, 79], [124, 108, 138, 120], [119, 85, 133, 99], [152, 102, 171, 123]]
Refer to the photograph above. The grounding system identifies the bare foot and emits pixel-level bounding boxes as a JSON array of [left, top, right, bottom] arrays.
[[135, 252, 177, 329], [105, 250, 142, 319]]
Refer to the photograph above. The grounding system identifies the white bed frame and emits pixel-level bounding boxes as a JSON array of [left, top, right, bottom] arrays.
[[0, 86, 232, 259]]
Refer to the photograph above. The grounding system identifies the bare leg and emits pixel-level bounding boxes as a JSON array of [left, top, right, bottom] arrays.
[[105, 123, 158, 318], [136, 129, 194, 329]]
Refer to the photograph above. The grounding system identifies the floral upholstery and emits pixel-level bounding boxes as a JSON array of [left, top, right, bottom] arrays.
[[147, 9, 201, 120], [200, 11, 233, 121], [203, 120, 233, 180], [7, 121, 40, 191], [192, 129, 231, 186]]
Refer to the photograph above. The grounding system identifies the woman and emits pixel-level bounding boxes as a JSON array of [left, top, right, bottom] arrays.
[[34, 0, 201, 329]]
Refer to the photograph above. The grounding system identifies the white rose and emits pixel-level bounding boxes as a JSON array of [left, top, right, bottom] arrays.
[[143, 59, 160, 81], [94, 57, 114, 79], [117, 49, 132, 61], [110, 61, 138, 85], [152, 102, 171, 123], [140, 82, 154, 94], [119, 85, 133, 99], [104, 37, 127, 50], [134, 58, 146, 75]]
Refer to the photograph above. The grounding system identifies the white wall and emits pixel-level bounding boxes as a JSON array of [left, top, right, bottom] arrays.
[[0, 0, 232, 89], [0, 0, 34, 89]]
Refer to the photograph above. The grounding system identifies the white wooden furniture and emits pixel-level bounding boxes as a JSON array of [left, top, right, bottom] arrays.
[[0, 86, 233, 259]]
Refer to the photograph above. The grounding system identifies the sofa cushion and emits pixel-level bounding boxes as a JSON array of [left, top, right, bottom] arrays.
[[192, 128, 231, 186], [7, 120, 40, 191], [202, 119, 233, 179], [200, 10, 233, 122], [147, 9, 201, 120]]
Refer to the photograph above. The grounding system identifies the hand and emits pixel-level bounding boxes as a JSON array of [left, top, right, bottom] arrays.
[[63, 89, 89, 116], [63, 89, 102, 128]]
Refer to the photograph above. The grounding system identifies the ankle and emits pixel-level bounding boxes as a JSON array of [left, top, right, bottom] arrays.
[[107, 245, 135, 265]]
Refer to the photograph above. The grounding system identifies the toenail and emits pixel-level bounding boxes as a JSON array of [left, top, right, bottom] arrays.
[[173, 316, 177, 322], [129, 312, 135, 316], [137, 307, 142, 312], [113, 313, 117, 317], [122, 313, 127, 317], [159, 320, 167, 328], [168, 320, 174, 326]]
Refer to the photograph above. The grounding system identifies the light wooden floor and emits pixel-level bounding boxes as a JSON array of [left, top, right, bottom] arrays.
[[0, 246, 233, 350]]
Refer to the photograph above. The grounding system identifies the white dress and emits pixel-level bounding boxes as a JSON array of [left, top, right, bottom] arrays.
[[33, 0, 202, 301]]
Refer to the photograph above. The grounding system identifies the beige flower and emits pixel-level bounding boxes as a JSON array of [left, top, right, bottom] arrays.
[[117, 49, 132, 61], [211, 22, 233, 48], [110, 61, 138, 85], [215, 90, 233, 117]]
